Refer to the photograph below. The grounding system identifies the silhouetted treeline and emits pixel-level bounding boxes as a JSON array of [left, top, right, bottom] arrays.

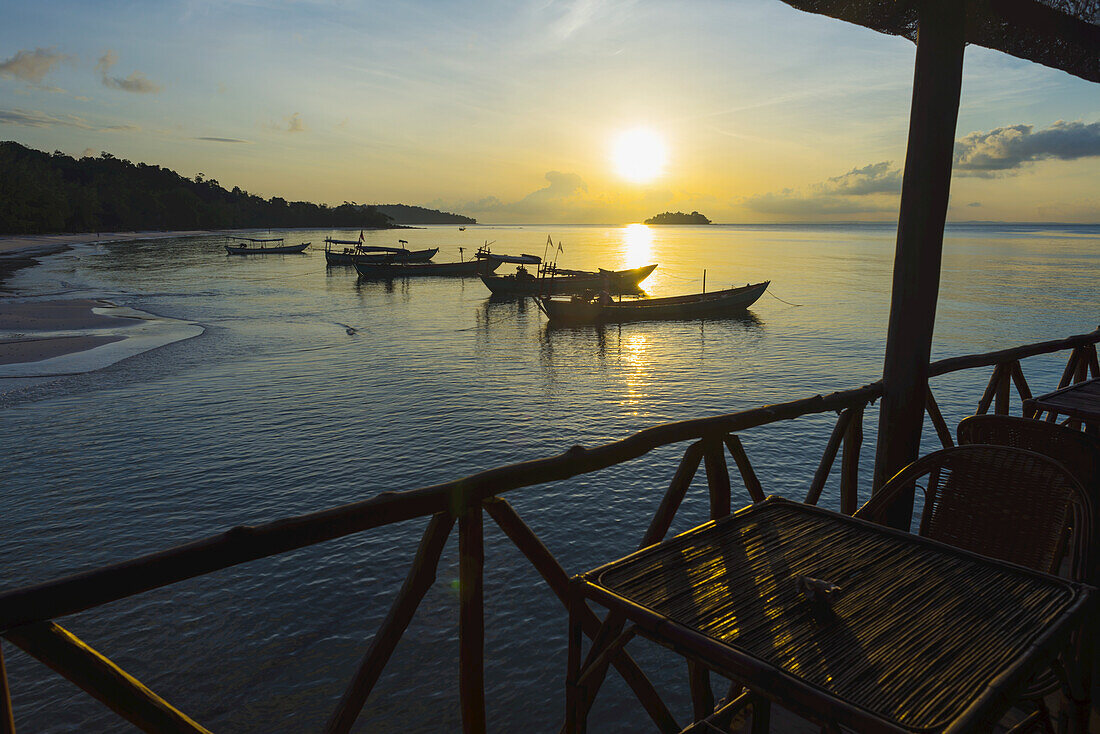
[[374, 204, 476, 224], [0, 141, 394, 235], [644, 211, 712, 225]]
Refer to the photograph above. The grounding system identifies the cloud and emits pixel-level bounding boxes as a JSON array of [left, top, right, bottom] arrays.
[[818, 161, 901, 196], [96, 50, 162, 93], [443, 171, 589, 218], [195, 136, 251, 143], [287, 112, 305, 132], [81, 148, 98, 158], [0, 107, 138, 131], [742, 190, 895, 216], [0, 48, 70, 85], [954, 120, 1100, 176], [743, 161, 902, 217]]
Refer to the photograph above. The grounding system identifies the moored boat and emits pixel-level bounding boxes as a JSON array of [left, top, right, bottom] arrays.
[[225, 237, 310, 255], [480, 263, 657, 297], [538, 280, 769, 324], [324, 238, 438, 265], [353, 258, 502, 278]]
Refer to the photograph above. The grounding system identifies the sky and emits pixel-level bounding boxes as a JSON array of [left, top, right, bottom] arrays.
[[1, 0, 1098, 224]]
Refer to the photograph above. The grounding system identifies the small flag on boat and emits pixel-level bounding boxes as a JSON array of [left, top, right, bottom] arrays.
[[358, 230, 364, 243], [557, 240, 563, 254]]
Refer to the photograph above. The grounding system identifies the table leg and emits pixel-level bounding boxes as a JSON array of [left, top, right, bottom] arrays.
[[565, 585, 584, 734], [750, 697, 771, 734]]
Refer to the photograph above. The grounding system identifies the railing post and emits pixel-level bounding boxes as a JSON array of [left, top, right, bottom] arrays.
[[925, 389, 953, 449], [0, 642, 13, 734], [724, 435, 765, 504], [703, 436, 731, 520], [995, 363, 1011, 415], [459, 503, 485, 734], [325, 512, 455, 734], [805, 410, 854, 506], [642, 442, 704, 548], [840, 406, 864, 515]]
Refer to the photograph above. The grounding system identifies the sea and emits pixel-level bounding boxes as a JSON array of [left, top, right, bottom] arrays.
[[1, 222, 1097, 732]]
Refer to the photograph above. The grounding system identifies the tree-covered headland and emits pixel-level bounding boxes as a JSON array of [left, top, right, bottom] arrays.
[[0, 141, 397, 235]]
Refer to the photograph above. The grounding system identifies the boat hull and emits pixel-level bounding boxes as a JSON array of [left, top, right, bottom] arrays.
[[540, 281, 769, 324], [480, 264, 657, 297], [225, 243, 310, 255], [353, 259, 501, 278], [325, 247, 438, 265]]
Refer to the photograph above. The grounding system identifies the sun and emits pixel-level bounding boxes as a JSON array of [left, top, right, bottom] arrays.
[[612, 128, 667, 183]]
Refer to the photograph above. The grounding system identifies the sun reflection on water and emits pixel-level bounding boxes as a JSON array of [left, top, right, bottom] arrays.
[[620, 331, 650, 413], [623, 223, 654, 269]]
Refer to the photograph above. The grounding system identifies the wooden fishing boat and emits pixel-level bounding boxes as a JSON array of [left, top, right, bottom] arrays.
[[323, 238, 437, 265], [538, 280, 769, 324], [225, 237, 310, 255], [480, 263, 657, 297], [353, 258, 502, 278]]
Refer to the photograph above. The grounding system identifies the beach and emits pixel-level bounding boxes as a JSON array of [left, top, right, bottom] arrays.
[[0, 230, 210, 378]]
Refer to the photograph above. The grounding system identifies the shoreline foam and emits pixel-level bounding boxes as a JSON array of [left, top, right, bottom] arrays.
[[0, 234, 209, 379]]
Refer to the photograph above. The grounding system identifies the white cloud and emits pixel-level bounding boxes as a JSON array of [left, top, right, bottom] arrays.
[[0, 48, 70, 85], [96, 50, 163, 94], [0, 107, 138, 132], [954, 120, 1100, 176]]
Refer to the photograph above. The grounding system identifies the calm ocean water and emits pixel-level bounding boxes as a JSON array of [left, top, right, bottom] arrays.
[[2, 223, 1098, 732]]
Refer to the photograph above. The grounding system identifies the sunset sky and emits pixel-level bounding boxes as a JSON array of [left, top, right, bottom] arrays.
[[2, 0, 1098, 223]]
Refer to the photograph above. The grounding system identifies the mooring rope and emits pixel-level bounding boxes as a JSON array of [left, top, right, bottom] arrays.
[[767, 289, 803, 307]]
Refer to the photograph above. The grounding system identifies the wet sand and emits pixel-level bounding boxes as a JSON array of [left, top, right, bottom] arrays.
[[0, 335, 126, 365], [0, 231, 212, 373]]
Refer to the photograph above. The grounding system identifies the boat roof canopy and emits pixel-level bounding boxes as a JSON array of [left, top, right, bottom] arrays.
[[325, 238, 361, 245], [487, 253, 542, 264], [230, 236, 283, 243]]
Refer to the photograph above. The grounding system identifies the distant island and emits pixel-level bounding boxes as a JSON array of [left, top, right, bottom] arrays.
[[373, 204, 476, 225], [0, 141, 474, 235], [644, 211, 712, 225]]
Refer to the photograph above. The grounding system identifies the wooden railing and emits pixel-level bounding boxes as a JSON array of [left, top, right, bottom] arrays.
[[1, 327, 1098, 734]]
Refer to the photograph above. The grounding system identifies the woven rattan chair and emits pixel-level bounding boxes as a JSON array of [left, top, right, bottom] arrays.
[[856, 444, 1095, 732], [957, 414, 1100, 494], [856, 444, 1092, 577]]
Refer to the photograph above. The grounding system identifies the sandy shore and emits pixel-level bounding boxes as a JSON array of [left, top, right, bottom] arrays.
[[0, 231, 211, 378], [0, 229, 216, 257]]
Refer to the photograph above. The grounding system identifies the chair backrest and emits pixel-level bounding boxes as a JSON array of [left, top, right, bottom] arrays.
[[855, 445, 1093, 580], [957, 414, 1100, 494]]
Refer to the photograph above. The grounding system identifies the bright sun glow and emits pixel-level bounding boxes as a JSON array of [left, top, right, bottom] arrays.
[[612, 128, 667, 183]]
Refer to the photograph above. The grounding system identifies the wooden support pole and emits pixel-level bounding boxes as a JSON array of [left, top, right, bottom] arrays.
[[458, 504, 485, 734], [1074, 349, 1089, 384], [724, 435, 765, 504], [703, 437, 731, 520], [872, 0, 966, 524], [641, 441, 703, 548], [483, 499, 678, 733], [840, 406, 864, 516], [805, 410, 854, 506], [924, 389, 953, 449], [750, 698, 772, 734], [1059, 349, 1080, 389], [325, 512, 455, 734], [1010, 361, 1033, 411], [975, 364, 1004, 416], [1088, 344, 1100, 378], [3, 623, 209, 734], [687, 659, 714, 723], [995, 363, 1011, 415], [0, 643, 13, 734]]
